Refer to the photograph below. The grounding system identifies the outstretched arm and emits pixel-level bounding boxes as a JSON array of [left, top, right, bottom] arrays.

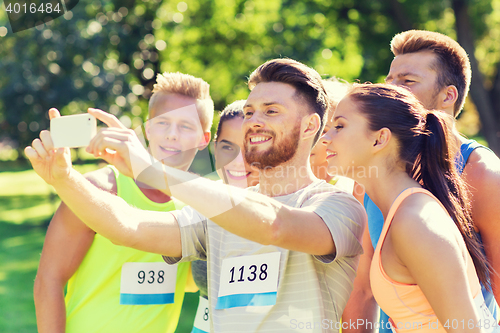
[[27, 109, 363, 258], [85, 109, 364, 257]]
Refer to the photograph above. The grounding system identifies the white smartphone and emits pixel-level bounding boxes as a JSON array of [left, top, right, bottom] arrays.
[[50, 113, 97, 148]]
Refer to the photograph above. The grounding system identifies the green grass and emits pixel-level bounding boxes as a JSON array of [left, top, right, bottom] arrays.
[[0, 164, 197, 333], [0, 164, 102, 333], [0, 164, 103, 226], [0, 222, 46, 333]]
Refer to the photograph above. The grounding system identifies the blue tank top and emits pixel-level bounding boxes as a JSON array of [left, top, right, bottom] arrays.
[[365, 139, 497, 332]]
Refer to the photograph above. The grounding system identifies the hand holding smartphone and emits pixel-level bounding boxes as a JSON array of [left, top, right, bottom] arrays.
[[50, 113, 97, 148]]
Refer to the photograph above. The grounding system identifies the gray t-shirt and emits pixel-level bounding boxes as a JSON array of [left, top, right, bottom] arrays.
[[191, 260, 208, 298], [164, 180, 366, 332]]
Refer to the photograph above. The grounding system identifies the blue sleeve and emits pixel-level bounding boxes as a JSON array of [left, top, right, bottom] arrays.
[[364, 193, 385, 250]]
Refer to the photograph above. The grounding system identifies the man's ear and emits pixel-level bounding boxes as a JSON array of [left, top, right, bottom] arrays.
[[303, 113, 321, 140], [372, 127, 391, 152], [438, 85, 458, 115], [198, 131, 211, 150]]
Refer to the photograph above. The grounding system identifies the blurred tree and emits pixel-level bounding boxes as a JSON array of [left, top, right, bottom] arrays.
[[348, 0, 500, 153], [0, 0, 159, 160], [453, 0, 500, 153], [1, 0, 500, 158]]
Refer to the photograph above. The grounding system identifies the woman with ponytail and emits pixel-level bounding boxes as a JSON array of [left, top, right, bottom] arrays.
[[322, 83, 495, 333]]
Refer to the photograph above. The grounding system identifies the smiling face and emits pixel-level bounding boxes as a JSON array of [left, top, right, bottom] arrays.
[[385, 51, 442, 110], [321, 96, 375, 179], [215, 117, 259, 188], [146, 92, 208, 171], [242, 81, 303, 170]]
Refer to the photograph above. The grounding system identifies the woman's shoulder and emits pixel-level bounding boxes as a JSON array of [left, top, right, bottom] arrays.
[[390, 192, 461, 250]]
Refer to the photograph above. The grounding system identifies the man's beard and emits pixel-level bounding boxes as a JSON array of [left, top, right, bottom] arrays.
[[244, 124, 301, 170]]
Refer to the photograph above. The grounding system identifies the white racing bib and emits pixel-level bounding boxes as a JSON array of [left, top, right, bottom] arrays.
[[216, 252, 281, 309], [120, 262, 177, 305], [192, 296, 210, 333]]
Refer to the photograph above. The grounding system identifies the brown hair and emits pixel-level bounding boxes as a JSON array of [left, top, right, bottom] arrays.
[[348, 83, 490, 286], [248, 59, 329, 145], [149, 72, 214, 131], [391, 30, 471, 117]]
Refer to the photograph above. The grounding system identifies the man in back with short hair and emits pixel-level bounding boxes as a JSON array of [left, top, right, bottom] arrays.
[[343, 29, 500, 333]]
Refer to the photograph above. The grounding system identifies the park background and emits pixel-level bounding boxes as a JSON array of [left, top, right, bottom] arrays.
[[1, 0, 500, 332]]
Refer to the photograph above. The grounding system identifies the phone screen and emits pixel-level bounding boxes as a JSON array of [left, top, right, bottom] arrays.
[[50, 114, 97, 148]]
